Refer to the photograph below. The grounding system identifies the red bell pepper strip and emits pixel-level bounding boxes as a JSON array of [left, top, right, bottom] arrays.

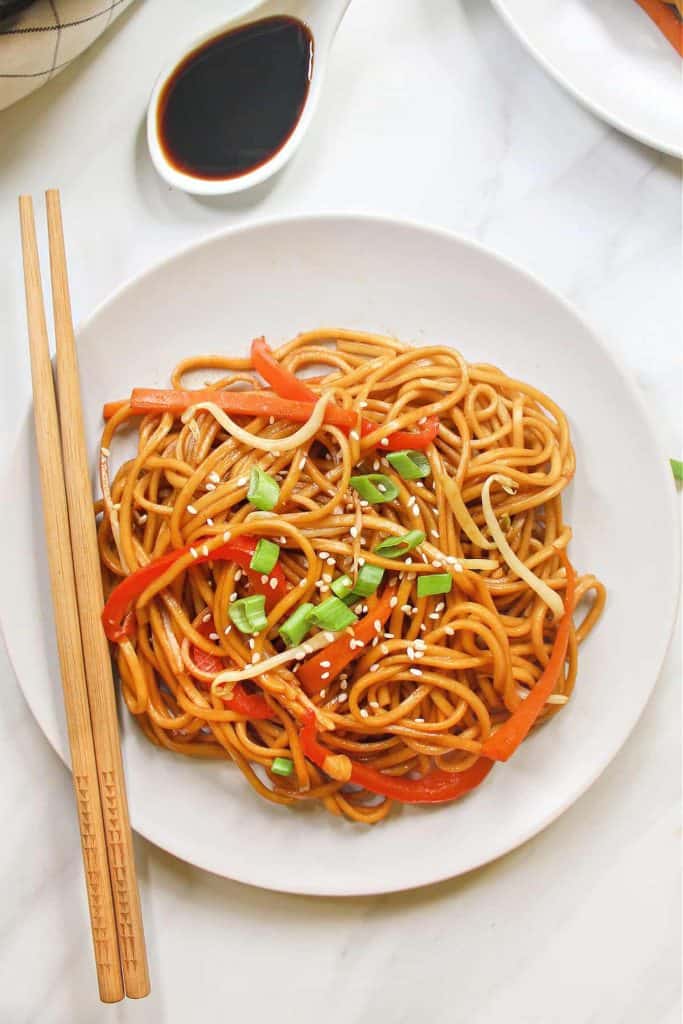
[[296, 587, 397, 696], [250, 337, 441, 452], [102, 535, 288, 643], [481, 550, 576, 763], [251, 336, 317, 403], [300, 712, 493, 803], [190, 619, 273, 719]]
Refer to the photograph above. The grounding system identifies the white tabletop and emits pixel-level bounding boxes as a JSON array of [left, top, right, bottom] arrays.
[[0, 2, 680, 1021]]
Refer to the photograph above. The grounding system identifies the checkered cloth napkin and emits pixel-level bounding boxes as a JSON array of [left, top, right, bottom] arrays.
[[0, 0, 134, 111]]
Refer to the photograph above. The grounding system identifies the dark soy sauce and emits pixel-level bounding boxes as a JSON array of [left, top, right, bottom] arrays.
[[157, 16, 314, 181]]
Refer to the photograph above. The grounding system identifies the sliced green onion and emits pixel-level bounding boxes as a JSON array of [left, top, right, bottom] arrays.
[[330, 574, 354, 600], [310, 596, 358, 631], [278, 603, 315, 647], [249, 538, 280, 574], [349, 563, 384, 599], [229, 594, 268, 634], [671, 458, 683, 482], [386, 449, 431, 480], [374, 530, 425, 558], [271, 757, 294, 777], [247, 467, 280, 511], [416, 573, 453, 598], [349, 473, 399, 504]]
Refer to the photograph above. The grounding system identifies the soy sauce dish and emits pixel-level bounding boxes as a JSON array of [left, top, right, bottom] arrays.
[[146, 4, 348, 195]]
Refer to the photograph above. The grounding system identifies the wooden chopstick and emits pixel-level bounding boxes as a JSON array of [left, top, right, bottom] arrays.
[[18, 195, 125, 1004], [45, 189, 151, 1000]]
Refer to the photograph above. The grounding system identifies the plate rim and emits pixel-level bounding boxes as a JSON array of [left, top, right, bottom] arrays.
[[489, 0, 683, 159], [2, 211, 680, 895]]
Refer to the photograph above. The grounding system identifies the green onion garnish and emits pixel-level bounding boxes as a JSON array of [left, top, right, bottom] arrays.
[[386, 450, 431, 480], [374, 530, 425, 558], [229, 594, 268, 634], [278, 603, 315, 647], [271, 757, 294, 777], [349, 473, 399, 504], [671, 458, 683, 482], [310, 595, 358, 631], [249, 538, 280, 574], [416, 573, 453, 598], [349, 563, 384, 598], [247, 467, 280, 511], [330, 574, 354, 600]]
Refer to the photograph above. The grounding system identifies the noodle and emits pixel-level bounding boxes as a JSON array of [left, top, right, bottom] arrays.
[[96, 330, 605, 824]]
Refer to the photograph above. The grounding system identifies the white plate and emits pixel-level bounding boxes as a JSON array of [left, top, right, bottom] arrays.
[[491, 0, 683, 157], [1, 215, 678, 895]]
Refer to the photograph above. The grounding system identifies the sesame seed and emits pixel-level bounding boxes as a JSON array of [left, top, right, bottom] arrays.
[[260, 574, 268, 584], [223, 531, 232, 542], [209, 632, 219, 641], [454, 562, 463, 573], [377, 483, 387, 493], [224, 625, 232, 635], [428, 612, 439, 620], [414, 717, 424, 724], [248, 638, 255, 649], [206, 518, 214, 526], [412, 506, 420, 517], [432, 560, 442, 568], [418, 416, 427, 426], [390, 596, 398, 608], [203, 612, 212, 623], [337, 692, 348, 703], [358, 557, 366, 567], [431, 529, 440, 539], [190, 547, 199, 559], [401, 604, 412, 613], [350, 526, 358, 540], [435, 602, 445, 612], [208, 471, 220, 483], [410, 667, 423, 676], [380, 643, 389, 655], [374, 619, 382, 632], [350, 430, 360, 442], [269, 577, 279, 590], [384, 632, 394, 639], [360, 499, 369, 509], [322, 573, 333, 583], [360, 708, 369, 718], [407, 647, 415, 660], [359, 400, 368, 409], [414, 639, 426, 650], [251, 652, 261, 663], [414, 650, 424, 659], [269, 416, 275, 425], [229, 593, 237, 603], [380, 438, 389, 447], [369, 700, 379, 708], [237, 477, 248, 487], [201, 544, 209, 557], [272, 450, 281, 458], [319, 551, 330, 560], [340, 679, 348, 690], [445, 626, 455, 636], [187, 504, 198, 515], [405, 557, 413, 566], [372, 460, 380, 471], [369, 664, 380, 673], [205, 483, 216, 491], [299, 457, 307, 470], [319, 688, 326, 698]]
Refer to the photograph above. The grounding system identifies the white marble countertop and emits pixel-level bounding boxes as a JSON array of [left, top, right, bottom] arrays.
[[0, 2, 680, 1021]]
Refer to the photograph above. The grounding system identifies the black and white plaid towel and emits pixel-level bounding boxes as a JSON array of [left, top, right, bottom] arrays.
[[0, 0, 135, 111]]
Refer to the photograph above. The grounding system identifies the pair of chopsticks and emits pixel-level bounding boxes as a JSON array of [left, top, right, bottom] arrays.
[[18, 192, 150, 1003]]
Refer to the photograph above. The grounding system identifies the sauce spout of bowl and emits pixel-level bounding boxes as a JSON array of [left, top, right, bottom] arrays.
[[147, 0, 350, 196]]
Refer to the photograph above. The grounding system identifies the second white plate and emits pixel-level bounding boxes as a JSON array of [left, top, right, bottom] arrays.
[[0, 215, 678, 894], [491, 0, 683, 157]]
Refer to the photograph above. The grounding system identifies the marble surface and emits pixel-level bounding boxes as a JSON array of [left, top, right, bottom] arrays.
[[0, 1, 680, 1020]]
